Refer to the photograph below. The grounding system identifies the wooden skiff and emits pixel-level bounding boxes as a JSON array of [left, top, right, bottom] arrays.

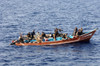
[[15, 29, 97, 46]]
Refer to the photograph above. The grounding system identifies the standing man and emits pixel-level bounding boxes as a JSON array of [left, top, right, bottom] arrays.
[[31, 30, 35, 39]]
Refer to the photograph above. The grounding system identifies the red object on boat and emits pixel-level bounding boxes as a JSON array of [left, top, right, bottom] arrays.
[[45, 38, 48, 41], [12, 40, 15, 43]]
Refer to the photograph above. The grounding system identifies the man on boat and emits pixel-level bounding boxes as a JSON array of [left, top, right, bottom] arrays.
[[49, 33, 53, 37], [36, 32, 43, 43], [76, 28, 83, 36], [81, 28, 84, 34], [19, 33, 24, 43], [54, 28, 63, 40], [27, 32, 31, 41], [54, 28, 59, 40], [41, 32, 46, 39], [73, 27, 78, 36], [62, 33, 68, 39], [36, 36, 42, 43], [31, 30, 35, 39]]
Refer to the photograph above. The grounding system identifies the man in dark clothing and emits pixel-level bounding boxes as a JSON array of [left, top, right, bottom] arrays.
[[54, 28, 63, 37], [27, 32, 31, 41], [54, 28, 59, 38], [77, 28, 83, 36], [41, 32, 46, 39], [31, 30, 35, 39], [27, 32, 31, 37], [73, 27, 78, 36]]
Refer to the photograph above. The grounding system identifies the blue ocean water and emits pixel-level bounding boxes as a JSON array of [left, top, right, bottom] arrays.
[[0, 0, 100, 66]]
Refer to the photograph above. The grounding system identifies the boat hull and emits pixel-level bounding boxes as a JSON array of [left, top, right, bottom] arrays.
[[15, 29, 97, 46]]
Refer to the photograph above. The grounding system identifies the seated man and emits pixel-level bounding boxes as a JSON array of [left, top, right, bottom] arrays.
[[19, 33, 24, 43], [41, 32, 46, 39], [76, 28, 83, 36], [27, 32, 31, 41], [36, 35, 42, 43], [27, 32, 31, 37], [62, 33, 68, 40]]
